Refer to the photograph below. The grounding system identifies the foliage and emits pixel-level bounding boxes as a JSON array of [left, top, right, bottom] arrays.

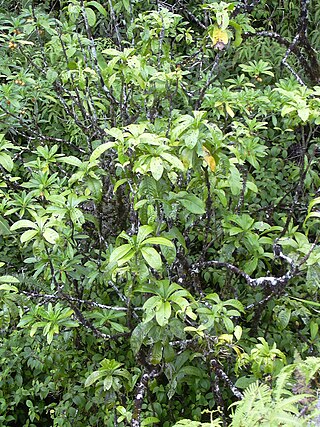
[[0, 0, 320, 426]]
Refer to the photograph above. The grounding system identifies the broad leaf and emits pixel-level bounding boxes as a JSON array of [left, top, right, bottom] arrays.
[[21, 229, 38, 243], [43, 228, 59, 244], [141, 246, 162, 270], [178, 194, 206, 215], [0, 152, 13, 172], [109, 244, 134, 265], [150, 157, 164, 180], [155, 301, 171, 327], [11, 220, 38, 231], [143, 237, 174, 247]]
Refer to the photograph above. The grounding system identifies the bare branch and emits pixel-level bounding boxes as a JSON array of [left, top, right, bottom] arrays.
[[131, 369, 160, 427]]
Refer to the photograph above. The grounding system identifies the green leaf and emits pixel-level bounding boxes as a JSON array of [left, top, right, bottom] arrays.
[[90, 141, 116, 162], [0, 152, 13, 172], [229, 164, 242, 195], [131, 322, 154, 355], [85, 7, 96, 27], [86, 1, 107, 16], [85, 371, 104, 387], [310, 321, 318, 341], [11, 220, 38, 231], [150, 157, 164, 180], [43, 228, 59, 244], [160, 152, 184, 170], [137, 225, 153, 245], [155, 301, 171, 326], [235, 376, 256, 389], [103, 376, 113, 390], [223, 316, 234, 333], [134, 199, 148, 210], [150, 341, 163, 364], [46, 68, 58, 83], [0, 275, 19, 284], [179, 366, 204, 377], [289, 296, 320, 308], [143, 237, 174, 247], [113, 178, 128, 193], [59, 156, 83, 167], [141, 246, 162, 270], [0, 215, 10, 235], [277, 308, 291, 330], [141, 417, 161, 426], [178, 194, 205, 214], [161, 244, 176, 264], [109, 244, 134, 265], [0, 283, 18, 292], [21, 229, 38, 243]]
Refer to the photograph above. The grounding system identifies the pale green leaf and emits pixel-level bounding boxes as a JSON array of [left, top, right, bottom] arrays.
[[103, 376, 113, 390], [136, 225, 153, 245], [11, 220, 38, 231], [298, 108, 310, 122], [0, 275, 20, 284], [43, 228, 59, 244], [0, 283, 18, 292], [0, 152, 13, 172], [150, 157, 164, 181], [0, 215, 10, 235], [109, 244, 133, 265], [143, 237, 174, 247], [141, 417, 161, 426], [85, 370, 105, 387], [90, 141, 116, 162], [85, 7, 96, 27], [141, 246, 162, 270], [234, 325, 242, 341], [46, 330, 54, 345], [155, 301, 171, 326], [59, 156, 82, 167], [160, 152, 184, 170], [21, 229, 38, 243]]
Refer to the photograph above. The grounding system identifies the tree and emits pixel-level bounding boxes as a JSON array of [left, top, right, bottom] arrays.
[[0, 0, 320, 426]]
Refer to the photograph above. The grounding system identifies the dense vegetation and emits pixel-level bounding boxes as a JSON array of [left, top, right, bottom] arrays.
[[1, 0, 320, 425]]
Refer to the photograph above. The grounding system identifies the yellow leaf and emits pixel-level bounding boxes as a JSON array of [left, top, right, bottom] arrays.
[[218, 334, 233, 344], [225, 103, 235, 118], [203, 146, 216, 172], [208, 25, 229, 49], [233, 345, 243, 358]]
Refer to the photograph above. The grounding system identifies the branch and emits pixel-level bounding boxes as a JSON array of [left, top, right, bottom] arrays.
[[192, 248, 298, 289], [209, 357, 243, 400], [22, 291, 130, 311], [131, 369, 160, 427]]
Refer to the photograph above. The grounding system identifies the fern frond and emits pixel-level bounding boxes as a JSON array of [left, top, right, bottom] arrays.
[[271, 412, 307, 426], [298, 357, 320, 384], [276, 394, 311, 412], [273, 365, 296, 402], [230, 382, 271, 427]]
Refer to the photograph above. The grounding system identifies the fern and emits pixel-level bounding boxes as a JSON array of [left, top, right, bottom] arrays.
[[298, 357, 320, 384], [273, 365, 296, 402], [230, 382, 270, 427], [172, 359, 320, 427]]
